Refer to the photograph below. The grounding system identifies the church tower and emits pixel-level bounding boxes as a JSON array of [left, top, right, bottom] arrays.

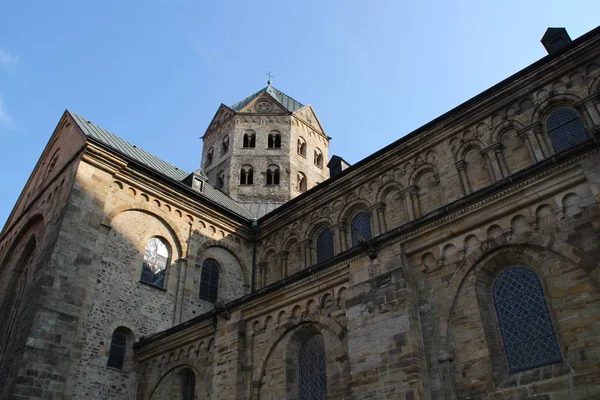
[[201, 82, 330, 203]]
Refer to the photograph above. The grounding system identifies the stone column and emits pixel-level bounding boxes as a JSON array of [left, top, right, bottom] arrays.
[[301, 239, 312, 268], [258, 262, 267, 288], [494, 143, 509, 178], [410, 186, 421, 218], [173, 258, 188, 325], [438, 353, 457, 400], [519, 124, 546, 161], [533, 124, 551, 157], [331, 222, 347, 253], [402, 191, 414, 221], [483, 144, 504, 181], [212, 310, 246, 400], [577, 96, 600, 128], [455, 160, 470, 195], [368, 202, 387, 236], [518, 129, 538, 163], [280, 251, 288, 278]]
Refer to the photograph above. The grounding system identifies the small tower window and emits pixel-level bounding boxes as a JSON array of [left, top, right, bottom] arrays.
[[205, 147, 214, 167], [243, 130, 256, 148], [199, 258, 220, 303], [221, 136, 230, 155], [267, 165, 280, 185], [545, 107, 588, 153], [268, 131, 281, 148], [140, 237, 169, 288], [107, 329, 128, 369], [216, 171, 225, 190], [314, 148, 323, 168], [298, 137, 307, 156], [297, 172, 307, 193], [240, 165, 254, 185]]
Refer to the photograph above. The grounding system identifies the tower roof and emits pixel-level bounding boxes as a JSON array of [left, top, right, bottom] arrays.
[[230, 85, 304, 113]]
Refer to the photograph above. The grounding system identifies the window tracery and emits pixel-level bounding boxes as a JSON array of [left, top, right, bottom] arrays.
[[545, 107, 588, 153], [240, 165, 254, 185], [268, 131, 281, 148], [243, 130, 256, 148]]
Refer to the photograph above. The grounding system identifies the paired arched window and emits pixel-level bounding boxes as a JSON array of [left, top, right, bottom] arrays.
[[216, 170, 225, 190], [107, 328, 128, 369], [266, 165, 280, 185], [492, 266, 562, 373], [545, 107, 588, 154], [141, 237, 169, 288], [205, 147, 214, 167], [240, 165, 254, 185], [268, 131, 281, 148], [180, 368, 196, 400], [297, 172, 307, 193], [351, 212, 372, 247], [314, 148, 323, 168], [199, 258, 220, 303], [298, 137, 306, 156], [298, 334, 327, 399], [221, 135, 230, 155], [243, 130, 256, 148], [316, 228, 334, 264]]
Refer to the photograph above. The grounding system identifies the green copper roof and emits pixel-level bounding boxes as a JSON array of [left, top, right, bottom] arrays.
[[230, 85, 304, 113], [68, 110, 255, 220]]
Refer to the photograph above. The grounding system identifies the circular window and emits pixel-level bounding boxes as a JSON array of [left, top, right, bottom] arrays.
[[256, 101, 272, 112]]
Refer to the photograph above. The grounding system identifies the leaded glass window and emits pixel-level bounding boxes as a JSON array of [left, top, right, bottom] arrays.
[[180, 368, 196, 400], [141, 237, 169, 288], [492, 266, 562, 373], [299, 335, 327, 400], [545, 107, 588, 153], [316, 228, 334, 264], [351, 212, 372, 247], [107, 330, 127, 369], [199, 258, 220, 303]]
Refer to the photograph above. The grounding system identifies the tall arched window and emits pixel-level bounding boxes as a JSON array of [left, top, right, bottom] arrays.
[[297, 172, 307, 193], [205, 147, 214, 167], [107, 328, 128, 369], [216, 170, 225, 189], [298, 137, 307, 156], [351, 212, 372, 247], [545, 107, 588, 154], [199, 258, 220, 303], [141, 237, 169, 288], [221, 135, 230, 155], [240, 165, 254, 185], [299, 334, 327, 399], [243, 130, 256, 148], [266, 165, 280, 185], [316, 228, 334, 264], [268, 131, 281, 148], [493, 266, 562, 373], [314, 148, 323, 168], [180, 368, 196, 400]]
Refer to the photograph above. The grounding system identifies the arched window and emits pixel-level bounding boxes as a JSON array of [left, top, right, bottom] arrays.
[[299, 334, 327, 399], [141, 237, 169, 288], [243, 130, 256, 148], [351, 212, 372, 247], [205, 147, 214, 167], [545, 107, 588, 154], [314, 148, 323, 168], [298, 137, 306, 156], [221, 135, 230, 155], [240, 165, 254, 185], [266, 165, 280, 185], [216, 170, 225, 190], [297, 172, 307, 193], [199, 258, 220, 303], [493, 266, 562, 373], [107, 329, 128, 369], [268, 131, 281, 148], [316, 228, 334, 263], [180, 368, 196, 400]]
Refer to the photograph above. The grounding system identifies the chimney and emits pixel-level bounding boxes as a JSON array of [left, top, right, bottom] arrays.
[[327, 155, 351, 179], [541, 27, 572, 55]]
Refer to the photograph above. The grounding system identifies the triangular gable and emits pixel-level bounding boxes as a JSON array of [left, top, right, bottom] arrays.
[[293, 105, 328, 137], [234, 92, 289, 114], [204, 104, 236, 136], [231, 85, 305, 113]]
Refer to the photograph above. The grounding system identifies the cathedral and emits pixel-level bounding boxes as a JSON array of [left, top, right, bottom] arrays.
[[1, 26, 600, 400]]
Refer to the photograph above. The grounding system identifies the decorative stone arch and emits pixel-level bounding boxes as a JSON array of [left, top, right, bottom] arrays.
[[530, 92, 583, 124], [147, 363, 202, 400], [254, 316, 349, 399], [336, 198, 371, 225], [0, 214, 45, 270], [436, 231, 600, 357], [104, 202, 185, 258], [408, 162, 438, 186], [376, 181, 404, 203], [196, 240, 250, 291], [303, 217, 334, 242], [588, 72, 600, 96], [455, 139, 486, 161], [490, 119, 525, 144]]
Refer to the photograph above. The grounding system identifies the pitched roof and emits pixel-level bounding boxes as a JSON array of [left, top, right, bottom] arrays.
[[238, 201, 284, 219], [68, 110, 255, 220], [230, 85, 304, 113]]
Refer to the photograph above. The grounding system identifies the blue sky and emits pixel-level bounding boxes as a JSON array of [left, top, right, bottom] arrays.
[[0, 1, 599, 226]]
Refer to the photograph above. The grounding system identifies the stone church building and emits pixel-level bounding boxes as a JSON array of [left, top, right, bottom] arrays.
[[1, 26, 600, 400]]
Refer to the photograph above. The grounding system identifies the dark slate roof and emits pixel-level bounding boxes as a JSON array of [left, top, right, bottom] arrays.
[[68, 110, 255, 220], [230, 85, 304, 113], [238, 201, 285, 219]]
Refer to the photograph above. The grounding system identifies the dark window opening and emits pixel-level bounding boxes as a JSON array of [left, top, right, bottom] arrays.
[[199, 258, 220, 303], [316, 228, 334, 263], [243, 131, 256, 148], [545, 107, 588, 153], [240, 166, 254, 185], [299, 334, 327, 399], [267, 165, 280, 185], [351, 212, 372, 246], [107, 330, 127, 369], [268, 131, 281, 148]]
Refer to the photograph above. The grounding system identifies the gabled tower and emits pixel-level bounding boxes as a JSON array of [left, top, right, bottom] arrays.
[[201, 83, 330, 203]]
